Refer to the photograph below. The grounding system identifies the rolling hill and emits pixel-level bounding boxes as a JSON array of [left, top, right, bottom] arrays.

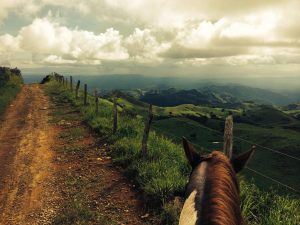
[[139, 85, 294, 107], [140, 88, 240, 107], [281, 103, 300, 120], [200, 85, 293, 105], [235, 105, 297, 125]]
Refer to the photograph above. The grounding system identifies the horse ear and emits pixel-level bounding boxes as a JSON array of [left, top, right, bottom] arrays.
[[182, 137, 201, 167], [231, 146, 255, 173]]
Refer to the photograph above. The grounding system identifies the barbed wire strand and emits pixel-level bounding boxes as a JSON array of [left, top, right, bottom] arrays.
[[168, 117, 300, 162], [245, 167, 300, 195], [152, 126, 300, 195]]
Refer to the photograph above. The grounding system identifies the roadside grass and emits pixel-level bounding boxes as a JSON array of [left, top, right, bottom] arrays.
[[53, 201, 94, 225], [0, 74, 23, 119], [53, 196, 113, 225], [240, 180, 300, 225], [59, 127, 87, 140], [46, 86, 120, 224], [45, 80, 300, 225]]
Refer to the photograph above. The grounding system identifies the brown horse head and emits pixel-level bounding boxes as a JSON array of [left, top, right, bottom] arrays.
[[179, 138, 255, 225]]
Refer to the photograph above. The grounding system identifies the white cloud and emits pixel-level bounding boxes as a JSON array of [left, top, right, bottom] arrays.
[[69, 28, 128, 60], [83, 0, 290, 29], [19, 18, 72, 54], [0, 0, 300, 76], [0, 0, 42, 21], [43, 55, 76, 64], [17, 17, 129, 62], [225, 55, 276, 66], [0, 34, 20, 51], [161, 44, 248, 59], [124, 28, 170, 63]]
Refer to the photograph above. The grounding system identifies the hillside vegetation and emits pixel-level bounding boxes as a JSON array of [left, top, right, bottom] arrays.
[[199, 85, 292, 105], [120, 91, 300, 193], [140, 85, 292, 107], [63, 74, 298, 105], [43, 75, 299, 225], [0, 67, 23, 118], [281, 103, 300, 120], [141, 88, 239, 107]]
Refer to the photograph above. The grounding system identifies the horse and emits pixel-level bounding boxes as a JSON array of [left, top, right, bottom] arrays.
[[179, 137, 255, 225]]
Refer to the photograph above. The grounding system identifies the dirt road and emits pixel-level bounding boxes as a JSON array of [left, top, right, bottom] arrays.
[[0, 84, 56, 224], [0, 84, 158, 225]]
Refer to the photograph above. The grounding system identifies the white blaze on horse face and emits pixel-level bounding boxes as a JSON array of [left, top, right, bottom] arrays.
[[179, 162, 208, 225]]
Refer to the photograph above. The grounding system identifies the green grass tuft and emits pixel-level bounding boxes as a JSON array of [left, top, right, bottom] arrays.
[[53, 201, 95, 225]]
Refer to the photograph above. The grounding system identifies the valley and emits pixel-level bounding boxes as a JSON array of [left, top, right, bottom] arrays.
[[3, 1, 300, 223], [1, 70, 299, 224]]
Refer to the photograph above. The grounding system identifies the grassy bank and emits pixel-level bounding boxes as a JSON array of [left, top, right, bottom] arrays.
[[45, 78, 300, 225], [0, 67, 23, 118]]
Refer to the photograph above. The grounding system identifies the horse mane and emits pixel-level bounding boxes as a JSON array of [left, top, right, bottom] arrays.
[[198, 151, 243, 225]]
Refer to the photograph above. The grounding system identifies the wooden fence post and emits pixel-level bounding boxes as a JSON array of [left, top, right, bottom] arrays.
[[84, 84, 87, 105], [95, 90, 99, 113], [141, 104, 153, 157], [70, 76, 73, 91], [223, 115, 233, 159], [113, 96, 118, 134], [75, 80, 80, 99], [65, 78, 68, 89], [62, 77, 65, 86]]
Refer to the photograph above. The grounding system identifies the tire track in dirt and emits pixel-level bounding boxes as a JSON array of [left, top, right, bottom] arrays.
[[0, 84, 57, 225]]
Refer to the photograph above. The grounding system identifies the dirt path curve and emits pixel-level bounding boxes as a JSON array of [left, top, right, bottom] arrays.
[[0, 84, 56, 225]]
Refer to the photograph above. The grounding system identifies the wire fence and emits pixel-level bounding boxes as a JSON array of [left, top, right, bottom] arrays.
[[56, 76, 300, 196], [152, 125, 300, 196], [245, 167, 300, 195], [169, 117, 300, 162]]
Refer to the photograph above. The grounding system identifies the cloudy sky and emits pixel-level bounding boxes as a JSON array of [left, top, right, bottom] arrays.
[[0, 0, 300, 79]]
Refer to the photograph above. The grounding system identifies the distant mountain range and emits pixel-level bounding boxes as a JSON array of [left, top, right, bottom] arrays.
[[140, 88, 237, 107], [140, 85, 294, 107], [23, 74, 299, 105], [199, 85, 293, 105]]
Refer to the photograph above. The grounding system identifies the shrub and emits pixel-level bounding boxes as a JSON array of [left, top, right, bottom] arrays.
[[0, 67, 23, 117]]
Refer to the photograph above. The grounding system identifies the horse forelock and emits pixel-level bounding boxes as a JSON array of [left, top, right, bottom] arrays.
[[180, 151, 242, 225]]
